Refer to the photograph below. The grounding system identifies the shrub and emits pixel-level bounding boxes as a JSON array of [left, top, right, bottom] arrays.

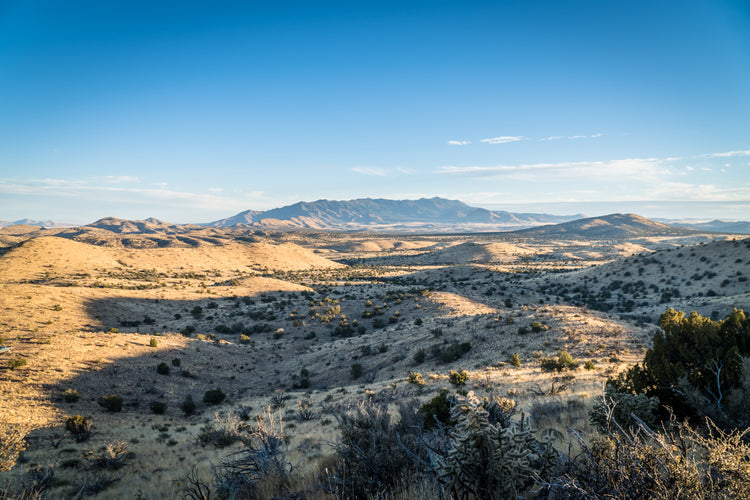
[[407, 371, 425, 385], [584, 360, 596, 370], [62, 389, 80, 403], [85, 441, 130, 470], [540, 350, 579, 372], [607, 308, 750, 430], [171, 358, 181, 367], [203, 389, 226, 405], [509, 353, 521, 367], [350, 363, 364, 380], [181, 395, 196, 416], [420, 390, 453, 429], [530, 321, 544, 333], [333, 399, 427, 499], [449, 369, 469, 386], [7, 357, 26, 370], [149, 401, 167, 414], [413, 348, 426, 364], [97, 394, 123, 412], [198, 413, 247, 448], [554, 413, 750, 498], [65, 415, 93, 442], [149, 338, 158, 347], [107, 327, 119, 333], [438, 342, 471, 364], [156, 362, 170, 375]]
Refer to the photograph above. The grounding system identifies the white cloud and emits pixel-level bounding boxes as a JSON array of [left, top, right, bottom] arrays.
[[447, 140, 471, 146], [703, 150, 750, 158], [685, 166, 695, 171], [208, 187, 223, 193], [100, 175, 140, 184], [350, 167, 387, 176], [539, 133, 603, 141], [480, 136, 524, 144]]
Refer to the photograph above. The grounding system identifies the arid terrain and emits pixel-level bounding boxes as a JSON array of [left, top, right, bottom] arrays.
[[1, 215, 748, 498]]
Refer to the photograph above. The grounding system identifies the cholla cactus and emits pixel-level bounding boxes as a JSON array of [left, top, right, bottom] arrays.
[[431, 391, 558, 499]]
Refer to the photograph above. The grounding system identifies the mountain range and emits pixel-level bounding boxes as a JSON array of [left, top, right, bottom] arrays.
[[3, 197, 750, 234], [208, 197, 583, 232]]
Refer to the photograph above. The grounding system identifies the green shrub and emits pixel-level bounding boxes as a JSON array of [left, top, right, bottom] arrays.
[[149, 338, 158, 347], [419, 390, 453, 429], [509, 353, 521, 367], [149, 401, 167, 415], [530, 321, 544, 333], [607, 308, 750, 430], [350, 363, 364, 380], [407, 371, 425, 385], [7, 357, 26, 370], [65, 415, 93, 442], [584, 360, 596, 370], [62, 389, 80, 403], [203, 389, 226, 405], [413, 348, 426, 364], [438, 342, 471, 363], [449, 369, 469, 386], [171, 358, 181, 367], [541, 350, 579, 372], [107, 327, 119, 334], [97, 394, 123, 412], [181, 395, 196, 416], [156, 362, 170, 375]]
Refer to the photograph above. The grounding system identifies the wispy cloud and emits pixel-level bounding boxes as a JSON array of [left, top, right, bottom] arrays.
[[99, 175, 140, 184], [0, 177, 257, 211], [539, 133, 603, 141], [480, 136, 525, 144], [447, 140, 471, 146], [350, 167, 388, 176], [436, 157, 668, 180], [703, 150, 750, 158]]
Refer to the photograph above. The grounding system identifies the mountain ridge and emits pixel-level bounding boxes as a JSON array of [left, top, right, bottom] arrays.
[[208, 197, 584, 232]]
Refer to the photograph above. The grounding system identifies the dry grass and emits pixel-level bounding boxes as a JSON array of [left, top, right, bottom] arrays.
[[0, 230, 746, 497]]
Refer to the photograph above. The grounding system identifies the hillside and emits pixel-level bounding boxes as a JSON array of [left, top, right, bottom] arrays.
[[515, 213, 696, 238]]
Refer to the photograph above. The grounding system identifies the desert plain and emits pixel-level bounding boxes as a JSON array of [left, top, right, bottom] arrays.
[[1, 215, 749, 498]]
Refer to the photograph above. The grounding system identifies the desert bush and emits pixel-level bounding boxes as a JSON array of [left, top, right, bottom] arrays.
[[7, 357, 26, 370], [171, 358, 181, 367], [449, 369, 469, 386], [203, 389, 227, 405], [350, 363, 363, 380], [509, 353, 521, 367], [420, 390, 454, 430], [332, 399, 427, 499], [97, 394, 123, 412], [407, 371, 426, 386], [413, 348, 427, 364], [541, 350, 579, 372], [430, 391, 558, 499], [85, 441, 130, 470], [62, 388, 80, 403], [198, 412, 247, 448], [551, 412, 750, 499], [156, 362, 170, 375], [214, 407, 293, 498], [437, 342, 471, 363], [607, 308, 750, 430], [584, 360, 596, 370], [65, 415, 93, 442], [149, 338, 158, 347], [149, 401, 167, 415], [181, 395, 197, 416]]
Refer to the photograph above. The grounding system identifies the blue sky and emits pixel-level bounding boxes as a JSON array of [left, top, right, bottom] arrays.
[[1, 0, 749, 223]]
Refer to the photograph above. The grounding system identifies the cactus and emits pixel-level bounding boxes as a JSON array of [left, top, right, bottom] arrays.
[[431, 391, 558, 499]]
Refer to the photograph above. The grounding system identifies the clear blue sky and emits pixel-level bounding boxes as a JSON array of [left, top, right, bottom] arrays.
[[1, 0, 749, 223]]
